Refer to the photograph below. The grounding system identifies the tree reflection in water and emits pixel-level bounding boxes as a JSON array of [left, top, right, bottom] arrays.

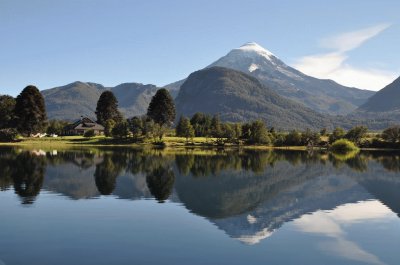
[[146, 166, 175, 203]]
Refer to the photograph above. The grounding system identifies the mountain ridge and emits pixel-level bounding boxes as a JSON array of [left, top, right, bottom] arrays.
[[167, 42, 374, 115]]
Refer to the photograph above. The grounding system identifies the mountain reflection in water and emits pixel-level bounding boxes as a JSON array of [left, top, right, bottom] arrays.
[[0, 147, 400, 246]]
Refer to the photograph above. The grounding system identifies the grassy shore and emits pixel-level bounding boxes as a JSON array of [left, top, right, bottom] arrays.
[[0, 135, 310, 150]]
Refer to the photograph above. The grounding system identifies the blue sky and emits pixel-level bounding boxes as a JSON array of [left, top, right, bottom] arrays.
[[1, 0, 399, 96]]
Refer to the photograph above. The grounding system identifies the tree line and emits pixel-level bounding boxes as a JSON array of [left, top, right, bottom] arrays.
[[1, 85, 400, 149]]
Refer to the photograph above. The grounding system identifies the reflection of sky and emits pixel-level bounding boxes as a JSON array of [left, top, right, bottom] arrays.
[[293, 200, 396, 265]]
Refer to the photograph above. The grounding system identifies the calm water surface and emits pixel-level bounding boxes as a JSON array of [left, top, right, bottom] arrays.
[[0, 147, 400, 265]]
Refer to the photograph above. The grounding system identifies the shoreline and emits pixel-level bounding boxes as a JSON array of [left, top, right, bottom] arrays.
[[1, 136, 399, 152]]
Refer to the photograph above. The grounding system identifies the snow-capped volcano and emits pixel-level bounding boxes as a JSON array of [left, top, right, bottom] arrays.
[[234, 42, 275, 61], [167, 42, 374, 115]]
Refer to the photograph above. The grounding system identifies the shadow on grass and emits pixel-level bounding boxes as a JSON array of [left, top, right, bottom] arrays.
[[69, 137, 144, 145]]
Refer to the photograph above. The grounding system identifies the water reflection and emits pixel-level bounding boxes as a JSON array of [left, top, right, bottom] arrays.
[[1, 147, 400, 245]]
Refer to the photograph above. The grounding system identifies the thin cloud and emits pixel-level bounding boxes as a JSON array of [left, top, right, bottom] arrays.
[[320, 23, 391, 52], [293, 24, 397, 91]]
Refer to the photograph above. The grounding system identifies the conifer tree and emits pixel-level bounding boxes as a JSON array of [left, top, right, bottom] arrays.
[[95, 91, 123, 125], [14, 85, 47, 135]]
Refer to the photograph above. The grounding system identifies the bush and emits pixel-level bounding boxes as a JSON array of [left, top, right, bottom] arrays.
[[84, 129, 96, 138], [0, 128, 18, 142], [112, 121, 130, 139], [331, 139, 359, 153]]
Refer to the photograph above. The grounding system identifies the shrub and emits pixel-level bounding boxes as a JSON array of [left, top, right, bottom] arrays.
[[84, 129, 96, 138], [112, 121, 130, 139], [331, 139, 359, 153], [0, 128, 18, 142]]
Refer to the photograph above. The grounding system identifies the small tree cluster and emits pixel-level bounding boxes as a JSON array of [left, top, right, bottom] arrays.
[[176, 116, 194, 143]]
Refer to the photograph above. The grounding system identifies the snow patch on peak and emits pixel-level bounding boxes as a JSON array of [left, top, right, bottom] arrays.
[[235, 42, 275, 61], [248, 63, 259, 73], [236, 228, 275, 245]]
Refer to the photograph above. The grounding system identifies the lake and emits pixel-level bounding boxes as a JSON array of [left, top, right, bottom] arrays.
[[0, 147, 399, 265]]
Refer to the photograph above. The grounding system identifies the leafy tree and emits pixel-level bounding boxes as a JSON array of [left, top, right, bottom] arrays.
[[104, 119, 116, 137], [0, 95, 16, 129], [112, 120, 130, 139], [128, 116, 143, 140], [382, 126, 400, 144], [320, 128, 327, 136], [345, 126, 368, 145], [14, 85, 47, 136], [176, 116, 194, 142], [46, 120, 68, 135], [285, 130, 302, 146], [248, 120, 270, 144], [95, 91, 123, 125], [0, 128, 18, 142], [141, 116, 156, 138], [210, 114, 222, 138], [301, 128, 320, 147], [329, 127, 346, 144], [190, 112, 212, 137]]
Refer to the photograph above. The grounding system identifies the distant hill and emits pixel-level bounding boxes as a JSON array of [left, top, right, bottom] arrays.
[[168, 42, 374, 115], [349, 76, 400, 125], [358, 76, 400, 112], [175, 67, 332, 130], [42, 81, 163, 120]]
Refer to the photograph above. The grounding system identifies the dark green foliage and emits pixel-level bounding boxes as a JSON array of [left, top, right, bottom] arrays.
[[242, 120, 271, 145], [112, 121, 130, 139], [210, 115, 223, 138], [11, 152, 46, 204], [301, 129, 321, 146], [176, 116, 194, 142], [382, 126, 400, 144], [221, 123, 241, 143], [0, 95, 16, 129], [329, 127, 346, 144], [320, 128, 327, 136], [190, 112, 212, 137], [95, 91, 123, 126], [285, 130, 303, 146], [14, 85, 47, 135], [84, 129, 95, 138], [94, 154, 123, 195], [147, 88, 176, 126], [141, 116, 156, 138], [128, 116, 143, 139], [46, 120, 68, 135], [146, 166, 175, 203], [104, 119, 116, 137], [345, 126, 368, 145], [0, 128, 18, 142]]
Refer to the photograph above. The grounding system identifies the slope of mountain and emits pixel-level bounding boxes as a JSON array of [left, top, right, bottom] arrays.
[[175, 66, 331, 130], [42, 81, 106, 120], [349, 76, 400, 124], [358, 76, 400, 112], [42, 81, 163, 120], [167, 42, 374, 115]]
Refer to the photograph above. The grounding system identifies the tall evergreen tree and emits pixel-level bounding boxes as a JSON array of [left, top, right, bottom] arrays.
[[147, 89, 175, 126], [95, 91, 123, 125], [0, 95, 16, 129], [14, 85, 47, 135]]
